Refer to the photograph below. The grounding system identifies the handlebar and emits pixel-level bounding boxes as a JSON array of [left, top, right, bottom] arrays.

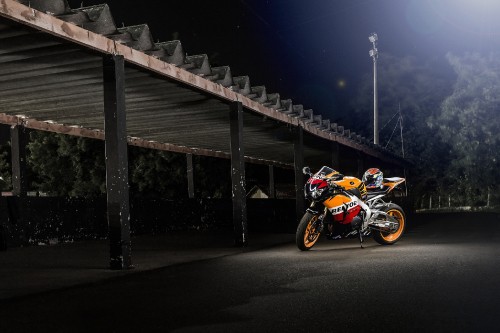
[[327, 179, 344, 191], [327, 173, 344, 181]]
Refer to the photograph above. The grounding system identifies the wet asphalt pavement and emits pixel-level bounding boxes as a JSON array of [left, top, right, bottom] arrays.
[[1, 212, 500, 332]]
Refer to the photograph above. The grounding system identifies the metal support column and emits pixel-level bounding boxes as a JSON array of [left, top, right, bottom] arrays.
[[229, 101, 247, 246], [268, 165, 276, 199], [10, 125, 27, 197], [186, 153, 195, 199], [103, 54, 132, 270], [10, 125, 27, 245], [294, 127, 304, 223]]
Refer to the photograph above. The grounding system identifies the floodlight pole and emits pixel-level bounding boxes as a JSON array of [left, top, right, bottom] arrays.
[[369, 33, 379, 145]]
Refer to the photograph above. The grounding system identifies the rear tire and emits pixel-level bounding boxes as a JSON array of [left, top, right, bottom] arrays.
[[372, 204, 406, 245], [296, 212, 322, 251]]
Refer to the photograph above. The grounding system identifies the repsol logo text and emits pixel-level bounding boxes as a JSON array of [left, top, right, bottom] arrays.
[[329, 199, 359, 215]]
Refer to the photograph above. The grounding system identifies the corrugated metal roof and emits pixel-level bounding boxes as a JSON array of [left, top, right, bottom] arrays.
[[0, 0, 408, 168]]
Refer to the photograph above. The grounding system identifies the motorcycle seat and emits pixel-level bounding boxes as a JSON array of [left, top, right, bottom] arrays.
[[365, 177, 405, 200], [365, 185, 391, 199]]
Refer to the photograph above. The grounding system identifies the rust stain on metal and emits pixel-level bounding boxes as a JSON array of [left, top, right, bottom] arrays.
[[106, 40, 116, 54], [188, 73, 197, 84], [174, 67, 183, 80], [60, 22, 75, 38], [19, 8, 36, 22], [0, 0, 10, 16]]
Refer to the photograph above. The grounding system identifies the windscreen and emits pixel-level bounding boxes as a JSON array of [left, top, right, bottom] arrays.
[[314, 166, 337, 178]]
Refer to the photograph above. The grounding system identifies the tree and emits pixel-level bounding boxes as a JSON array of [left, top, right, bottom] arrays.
[[28, 132, 192, 198], [0, 142, 11, 191], [26, 131, 230, 199], [28, 132, 106, 197], [128, 146, 187, 198], [431, 53, 500, 205]]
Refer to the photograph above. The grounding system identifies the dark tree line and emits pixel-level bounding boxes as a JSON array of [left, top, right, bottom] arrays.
[[351, 52, 500, 207], [0, 131, 231, 199]]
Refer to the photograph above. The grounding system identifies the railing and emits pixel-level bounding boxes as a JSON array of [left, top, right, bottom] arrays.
[[415, 189, 499, 213]]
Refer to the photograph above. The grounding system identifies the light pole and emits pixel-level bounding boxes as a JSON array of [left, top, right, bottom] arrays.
[[369, 33, 379, 145]]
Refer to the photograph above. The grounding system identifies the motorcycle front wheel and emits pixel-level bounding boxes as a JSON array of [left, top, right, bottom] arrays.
[[296, 212, 322, 251], [372, 203, 406, 245]]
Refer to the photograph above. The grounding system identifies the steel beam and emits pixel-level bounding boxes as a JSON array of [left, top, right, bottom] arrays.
[[230, 101, 247, 246], [294, 126, 304, 223], [103, 54, 132, 270], [0, 113, 293, 169]]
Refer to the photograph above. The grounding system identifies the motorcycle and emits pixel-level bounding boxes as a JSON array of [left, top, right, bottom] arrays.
[[296, 166, 406, 251]]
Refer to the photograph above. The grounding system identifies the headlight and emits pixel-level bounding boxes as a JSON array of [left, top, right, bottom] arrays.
[[311, 188, 324, 199]]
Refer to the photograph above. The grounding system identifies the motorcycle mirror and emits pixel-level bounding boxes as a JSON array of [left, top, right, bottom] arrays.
[[302, 166, 312, 176]]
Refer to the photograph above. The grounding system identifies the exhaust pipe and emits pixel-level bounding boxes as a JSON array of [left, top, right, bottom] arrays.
[[368, 221, 399, 233]]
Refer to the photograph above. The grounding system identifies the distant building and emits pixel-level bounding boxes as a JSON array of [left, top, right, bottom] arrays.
[[247, 185, 269, 199]]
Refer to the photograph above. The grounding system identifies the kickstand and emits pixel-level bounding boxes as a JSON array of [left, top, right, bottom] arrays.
[[358, 230, 364, 249]]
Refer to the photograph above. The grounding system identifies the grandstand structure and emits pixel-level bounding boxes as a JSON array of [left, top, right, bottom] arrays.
[[0, 0, 408, 268]]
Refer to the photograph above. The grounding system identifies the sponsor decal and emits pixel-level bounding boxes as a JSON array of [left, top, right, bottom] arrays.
[[329, 198, 359, 215]]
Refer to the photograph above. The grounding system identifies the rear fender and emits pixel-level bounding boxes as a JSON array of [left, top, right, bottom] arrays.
[[383, 177, 406, 193]]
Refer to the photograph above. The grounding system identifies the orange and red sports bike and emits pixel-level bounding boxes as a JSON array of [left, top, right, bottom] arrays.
[[296, 166, 406, 251]]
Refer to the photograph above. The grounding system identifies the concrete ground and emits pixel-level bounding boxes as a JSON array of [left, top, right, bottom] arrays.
[[0, 230, 292, 300], [1, 212, 499, 332]]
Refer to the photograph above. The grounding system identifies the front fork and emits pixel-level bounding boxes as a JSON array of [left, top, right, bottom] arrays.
[[306, 206, 327, 235]]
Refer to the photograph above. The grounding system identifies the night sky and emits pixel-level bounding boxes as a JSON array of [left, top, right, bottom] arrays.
[[67, 0, 500, 122]]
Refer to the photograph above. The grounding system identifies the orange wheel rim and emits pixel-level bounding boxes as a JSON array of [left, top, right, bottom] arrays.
[[304, 216, 320, 248], [381, 209, 404, 242]]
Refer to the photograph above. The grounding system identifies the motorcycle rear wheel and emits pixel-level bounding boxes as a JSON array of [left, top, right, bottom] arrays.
[[372, 203, 406, 245], [296, 212, 322, 251]]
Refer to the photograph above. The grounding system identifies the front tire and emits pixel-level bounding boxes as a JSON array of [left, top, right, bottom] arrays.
[[372, 203, 406, 245], [296, 212, 322, 251]]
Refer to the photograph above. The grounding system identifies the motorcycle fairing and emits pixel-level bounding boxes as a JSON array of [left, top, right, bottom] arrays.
[[334, 176, 367, 199], [307, 177, 328, 189], [323, 194, 361, 224]]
